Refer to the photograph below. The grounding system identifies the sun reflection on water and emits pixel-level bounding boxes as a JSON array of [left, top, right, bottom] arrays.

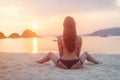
[[33, 38, 38, 53]]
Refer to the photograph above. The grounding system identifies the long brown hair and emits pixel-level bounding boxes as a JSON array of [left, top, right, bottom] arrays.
[[63, 16, 77, 53]]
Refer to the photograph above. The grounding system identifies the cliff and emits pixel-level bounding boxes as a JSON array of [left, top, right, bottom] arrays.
[[21, 29, 38, 38], [85, 27, 120, 37], [0, 32, 6, 38], [8, 33, 20, 38]]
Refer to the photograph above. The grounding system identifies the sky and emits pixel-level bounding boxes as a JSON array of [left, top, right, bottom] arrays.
[[0, 0, 120, 36]]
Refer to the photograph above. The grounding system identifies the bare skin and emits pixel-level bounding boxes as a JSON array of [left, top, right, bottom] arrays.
[[37, 36, 101, 69]]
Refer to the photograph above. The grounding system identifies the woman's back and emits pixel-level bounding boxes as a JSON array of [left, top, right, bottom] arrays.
[[58, 35, 82, 60]]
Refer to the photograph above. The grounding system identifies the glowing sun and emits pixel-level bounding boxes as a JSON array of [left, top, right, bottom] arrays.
[[32, 23, 38, 28]]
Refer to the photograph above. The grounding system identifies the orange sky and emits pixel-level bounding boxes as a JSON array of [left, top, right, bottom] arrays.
[[0, 0, 120, 36]]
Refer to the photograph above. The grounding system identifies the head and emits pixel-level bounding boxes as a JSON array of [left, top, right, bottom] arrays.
[[63, 16, 77, 53]]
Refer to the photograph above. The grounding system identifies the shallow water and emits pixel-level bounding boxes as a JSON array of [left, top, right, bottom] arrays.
[[0, 36, 120, 54]]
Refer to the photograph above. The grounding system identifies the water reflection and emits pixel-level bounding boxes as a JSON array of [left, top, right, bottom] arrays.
[[0, 37, 120, 54], [32, 38, 38, 53]]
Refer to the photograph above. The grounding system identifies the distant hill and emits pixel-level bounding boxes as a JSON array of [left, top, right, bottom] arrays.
[[0, 32, 6, 38], [8, 33, 20, 38], [85, 27, 120, 37], [21, 29, 38, 38]]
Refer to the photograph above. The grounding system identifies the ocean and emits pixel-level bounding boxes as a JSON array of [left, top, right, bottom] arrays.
[[0, 36, 120, 54]]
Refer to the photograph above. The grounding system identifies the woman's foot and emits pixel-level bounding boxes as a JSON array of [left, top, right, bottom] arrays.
[[94, 61, 103, 64], [36, 60, 44, 64]]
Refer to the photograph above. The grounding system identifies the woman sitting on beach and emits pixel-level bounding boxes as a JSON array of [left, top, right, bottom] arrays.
[[37, 16, 101, 69]]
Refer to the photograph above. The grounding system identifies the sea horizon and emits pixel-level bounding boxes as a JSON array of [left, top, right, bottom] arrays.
[[0, 36, 120, 55]]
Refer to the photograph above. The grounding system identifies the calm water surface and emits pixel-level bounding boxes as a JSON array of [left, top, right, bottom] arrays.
[[0, 36, 120, 54]]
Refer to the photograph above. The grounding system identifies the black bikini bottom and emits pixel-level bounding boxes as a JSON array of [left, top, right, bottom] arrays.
[[57, 58, 83, 69]]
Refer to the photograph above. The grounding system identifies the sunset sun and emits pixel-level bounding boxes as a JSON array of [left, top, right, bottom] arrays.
[[32, 23, 38, 28]]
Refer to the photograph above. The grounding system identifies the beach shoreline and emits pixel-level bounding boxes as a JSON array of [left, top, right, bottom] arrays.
[[0, 53, 120, 80]]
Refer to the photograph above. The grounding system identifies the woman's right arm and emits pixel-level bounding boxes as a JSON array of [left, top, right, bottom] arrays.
[[57, 36, 63, 57], [76, 36, 82, 57]]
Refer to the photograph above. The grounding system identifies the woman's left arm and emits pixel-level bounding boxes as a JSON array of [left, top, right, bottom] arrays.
[[57, 36, 63, 57]]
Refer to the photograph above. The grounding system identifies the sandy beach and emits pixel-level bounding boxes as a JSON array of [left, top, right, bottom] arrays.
[[0, 53, 120, 80]]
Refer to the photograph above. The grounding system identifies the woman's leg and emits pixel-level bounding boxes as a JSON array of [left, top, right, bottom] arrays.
[[80, 52, 101, 64], [37, 52, 59, 65]]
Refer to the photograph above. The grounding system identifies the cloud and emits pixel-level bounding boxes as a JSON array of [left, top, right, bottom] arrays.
[[115, 0, 120, 7], [0, 0, 118, 16]]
